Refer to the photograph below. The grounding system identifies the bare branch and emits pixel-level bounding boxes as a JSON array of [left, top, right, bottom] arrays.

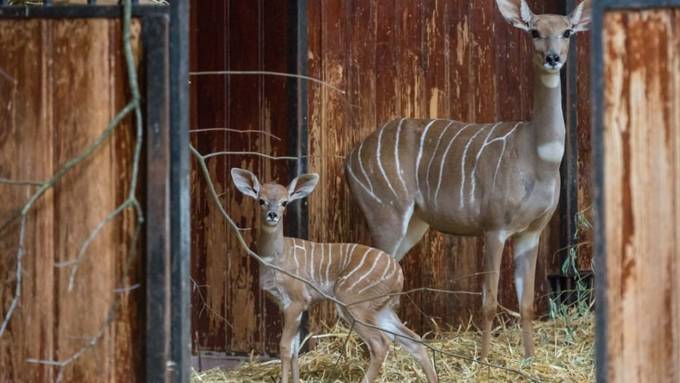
[[188, 70, 347, 96], [201, 150, 301, 162], [0, 215, 27, 338], [0, 177, 43, 186], [190, 128, 282, 141]]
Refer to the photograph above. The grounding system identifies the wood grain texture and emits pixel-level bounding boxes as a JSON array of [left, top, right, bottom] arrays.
[[0, 19, 141, 382], [189, 0, 292, 355], [603, 9, 680, 382]]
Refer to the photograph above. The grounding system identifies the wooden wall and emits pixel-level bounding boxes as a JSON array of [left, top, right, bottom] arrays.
[[189, 0, 294, 355], [602, 9, 680, 382], [0, 20, 141, 382], [189, 0, 594, 356]]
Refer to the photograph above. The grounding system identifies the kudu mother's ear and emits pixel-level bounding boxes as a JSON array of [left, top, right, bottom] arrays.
[[230, 168, 261, 199], [496, 0, 533, 31], [287, 173, 319, 202], [569, 0, 591, 32]]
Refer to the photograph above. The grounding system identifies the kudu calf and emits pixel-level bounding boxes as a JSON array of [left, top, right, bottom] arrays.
[[231, 168, 437, 383], [345, 0, 591, 358]]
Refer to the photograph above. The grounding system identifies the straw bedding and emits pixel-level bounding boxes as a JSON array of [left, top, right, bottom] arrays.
[[192, 313, 593, 382]]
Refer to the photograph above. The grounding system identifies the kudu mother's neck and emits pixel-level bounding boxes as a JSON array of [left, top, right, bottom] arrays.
[[530, 70, 565, 144], [257, 222, 284, 257]]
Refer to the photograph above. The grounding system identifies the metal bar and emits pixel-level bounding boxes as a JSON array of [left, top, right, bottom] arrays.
[[0, 6, 167, 19], [286, 0, 310, 353], [143, 14, 172, 383], [43, 0, 52, 5], [590, 1, 607, 382], [88, 0, 97, 5], [169, 0, 191, 382], [560, 0, 580, 271]]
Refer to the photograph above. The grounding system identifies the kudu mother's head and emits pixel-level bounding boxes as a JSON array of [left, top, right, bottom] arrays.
[[496, 0, 591, 73]]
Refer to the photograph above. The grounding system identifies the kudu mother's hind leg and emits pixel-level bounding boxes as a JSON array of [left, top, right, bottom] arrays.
[[480, 231, 509, 360], [513, 230, 540, 358]]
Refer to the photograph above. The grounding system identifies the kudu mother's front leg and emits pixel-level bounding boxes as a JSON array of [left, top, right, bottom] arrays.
[[279, 302, 305, 383], [480, 231, 508, 360], [513, 231, 541, 358]]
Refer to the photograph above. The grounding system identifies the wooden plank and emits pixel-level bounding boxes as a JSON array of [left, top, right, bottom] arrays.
[[603, 9, 679, 382], [0, 19, 141, 382]]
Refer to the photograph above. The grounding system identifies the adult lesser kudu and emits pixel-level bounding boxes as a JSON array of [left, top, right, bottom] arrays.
[[344, 0, 591, 358]]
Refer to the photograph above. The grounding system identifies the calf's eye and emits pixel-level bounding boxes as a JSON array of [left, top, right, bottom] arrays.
[[258, 199, 266, 206], [563, 29, 573, 38], [281, 201, 288, 207], [530, 29, 541, 39]]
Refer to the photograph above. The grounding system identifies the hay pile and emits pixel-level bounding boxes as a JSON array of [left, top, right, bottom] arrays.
[[192, 314, 593, 382]]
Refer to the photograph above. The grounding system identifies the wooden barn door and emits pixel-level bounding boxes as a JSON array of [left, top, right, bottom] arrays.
[[190, 0, 593, 358], [593, 1, 680, 382]]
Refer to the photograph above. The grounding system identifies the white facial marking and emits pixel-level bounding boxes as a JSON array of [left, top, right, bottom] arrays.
[[436, 124, 473, 207], [394, 118, 408, 195], [376, 122, 399, 199], [415, 120, 438, 195], [540, 73, 560, 88], [537, 141, 565, 163]]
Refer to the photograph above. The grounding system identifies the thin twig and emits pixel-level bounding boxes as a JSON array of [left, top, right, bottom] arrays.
[[0, 215, 27, 338], [190, 128, 282, 141], [0, 177, 43, 186], [201, 150, 301, 162], [188, 70, 347, 95]]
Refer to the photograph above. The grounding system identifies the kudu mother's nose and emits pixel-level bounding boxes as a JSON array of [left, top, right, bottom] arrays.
[[545, 53, 560, 67]]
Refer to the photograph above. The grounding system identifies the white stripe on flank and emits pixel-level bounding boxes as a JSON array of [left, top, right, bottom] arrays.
[[459, 125, 488, 208], [348, 251, 383, 292], [426, 121, 455, 199], [394, 118, 408, 195], [342, 248, 372, 286], [490, 122, 523, 190], [309, 242, 315, 281], [434, 124, 473, 207], [345, 244, 358, 271], [357, 253, 390, 294], [376, 122, 400, 199], [318, 244, 325, 283], [292, 240, 300, 269], [326, 245, 333, 284], [357, 141, 373, 192], [469, 122, 503, 203], [347, 153, 383, 203], [384, 258, 398, 283], [415, 120, 438, 196]]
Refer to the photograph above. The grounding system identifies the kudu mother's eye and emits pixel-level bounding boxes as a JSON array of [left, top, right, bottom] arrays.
[[530, 29, 541, 39], [562, 29, 573, 38]]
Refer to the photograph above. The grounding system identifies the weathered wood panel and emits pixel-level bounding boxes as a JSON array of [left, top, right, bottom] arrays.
[[189, 0, 293, 355], [0, 19, 141, 382], [602, 9, 680, 382], [306, 0, 566, 334]]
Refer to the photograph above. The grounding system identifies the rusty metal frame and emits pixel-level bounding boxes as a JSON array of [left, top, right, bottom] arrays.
[[591, 1, 680, 382]]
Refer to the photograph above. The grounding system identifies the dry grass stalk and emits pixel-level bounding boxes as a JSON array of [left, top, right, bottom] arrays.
[[192, 313, 594, 383]]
